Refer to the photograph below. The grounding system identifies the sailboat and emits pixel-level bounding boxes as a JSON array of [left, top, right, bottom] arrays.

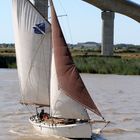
[[12, 0, 108, 139]]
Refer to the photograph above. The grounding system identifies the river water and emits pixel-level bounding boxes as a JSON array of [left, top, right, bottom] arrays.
[[0, 69, 140, 140]]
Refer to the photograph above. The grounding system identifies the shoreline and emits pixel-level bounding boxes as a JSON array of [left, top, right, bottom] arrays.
[[0, 55, 140, 75]]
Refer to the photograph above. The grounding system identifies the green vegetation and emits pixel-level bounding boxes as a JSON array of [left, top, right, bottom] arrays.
[[0, 44, 140, 75], [0, 55, 16, 68], [0, 47, 16, 68], [73, 56, 140, 75], [0, 48, 15, 55]]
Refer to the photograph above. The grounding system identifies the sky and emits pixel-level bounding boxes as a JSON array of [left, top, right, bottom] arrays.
[[0, 0, 140, 45]]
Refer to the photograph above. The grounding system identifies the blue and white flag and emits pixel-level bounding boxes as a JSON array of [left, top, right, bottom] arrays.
[[33, 23, 45, 34]]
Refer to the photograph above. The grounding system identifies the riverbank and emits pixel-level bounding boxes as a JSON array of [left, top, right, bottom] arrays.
[[0, 55, 16, 68], [0, 48, 140, 75], [73, 55, 140, 75]]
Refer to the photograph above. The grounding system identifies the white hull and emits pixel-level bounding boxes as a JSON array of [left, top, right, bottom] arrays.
[[29, 117, 92, 139]]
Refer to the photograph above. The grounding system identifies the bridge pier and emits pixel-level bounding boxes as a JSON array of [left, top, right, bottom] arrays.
[[101, 11, 115, 56], [34, 0, 48, 19]]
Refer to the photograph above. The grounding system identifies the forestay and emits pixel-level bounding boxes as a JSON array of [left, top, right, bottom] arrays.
[[12, 0, 51, 106]]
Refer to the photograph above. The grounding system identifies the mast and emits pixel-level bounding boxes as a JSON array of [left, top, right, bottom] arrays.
[[34, 0, 51, 115]]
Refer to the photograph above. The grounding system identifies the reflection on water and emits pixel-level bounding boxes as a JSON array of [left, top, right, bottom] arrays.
[[0, 69, 140, 140]]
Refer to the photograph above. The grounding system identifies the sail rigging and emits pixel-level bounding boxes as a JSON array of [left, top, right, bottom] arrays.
[[12, 0, 108, 138], [13, 0, 102, 119], [50, 0, 102, 118]]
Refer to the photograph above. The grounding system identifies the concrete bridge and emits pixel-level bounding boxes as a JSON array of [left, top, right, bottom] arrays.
[[83, 0, 140, 23], [34, 0, 140, 55], [83, 0, 140, 55]]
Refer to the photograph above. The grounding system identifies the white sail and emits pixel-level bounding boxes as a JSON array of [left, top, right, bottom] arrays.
[[12, 0, 51, 106], [50, 51, 89, 119]]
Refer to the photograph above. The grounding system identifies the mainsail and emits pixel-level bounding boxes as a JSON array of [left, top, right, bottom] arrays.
[[50, 0, 102, 118], [12, 0, 51, 106]]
